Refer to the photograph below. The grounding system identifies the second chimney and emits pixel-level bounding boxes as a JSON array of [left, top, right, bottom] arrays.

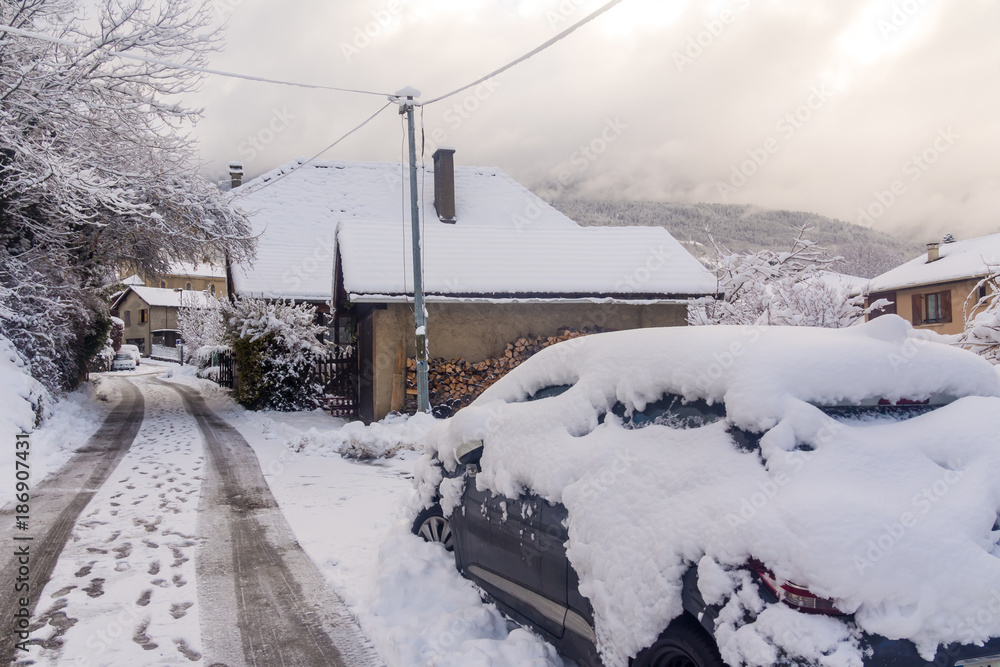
[[228, 161, 244, 190], [432, 148, 456, 224], [926, 242, 941, 263]]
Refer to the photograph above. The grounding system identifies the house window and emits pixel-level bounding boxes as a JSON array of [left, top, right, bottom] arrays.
[[925, 293, 942, 322], [185, 282, 192, 290], [124, 311, 131, 326], [139, 309, 148, 324], [980, 285, 989, 302], [159, 280, 166, 288], [911, 290, 952, 325], [210, 284, 216, 295]]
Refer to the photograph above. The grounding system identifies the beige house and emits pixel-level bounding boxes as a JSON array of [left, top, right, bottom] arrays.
[[867, 234, 1000, 335], [121, 262, 227, 297], [110, 286, 216, 356], [232, 153, 719, 422]]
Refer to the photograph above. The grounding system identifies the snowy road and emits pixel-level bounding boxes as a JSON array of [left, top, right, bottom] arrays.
[[7, 375, 380, 667]]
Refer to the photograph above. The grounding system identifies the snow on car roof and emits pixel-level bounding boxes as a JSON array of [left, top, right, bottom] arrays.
[[419, 316, 1000, 665], [869, 232, 1000, 292], [229, 159, 717, 301]]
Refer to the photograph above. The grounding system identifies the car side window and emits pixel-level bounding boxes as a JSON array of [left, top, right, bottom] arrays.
[[613, 394, 725, 429]]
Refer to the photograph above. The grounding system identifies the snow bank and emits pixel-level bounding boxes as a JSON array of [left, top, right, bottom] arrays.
[[0, 336, 50, 484], [416, 316, 1000, 666], [0, 336, 122, 495], [360, 532, 564, 667], [277, 412, 438, 460]]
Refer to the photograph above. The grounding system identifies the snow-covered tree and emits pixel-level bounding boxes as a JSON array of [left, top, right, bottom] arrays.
[[177, 292, 224, 363], [0, 0, 253, 390], [689, 227, 869, 328], [958, 271, 1000, 364], [220, 296, 327, 411]]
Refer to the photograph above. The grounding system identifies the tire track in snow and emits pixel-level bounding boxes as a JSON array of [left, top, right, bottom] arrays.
[[16, 377, 207, 666], [0, 378, 144, 665], [159, 380, 381, 667]]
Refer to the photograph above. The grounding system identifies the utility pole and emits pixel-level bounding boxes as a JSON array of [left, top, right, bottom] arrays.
[[397, 88, 430, 413]]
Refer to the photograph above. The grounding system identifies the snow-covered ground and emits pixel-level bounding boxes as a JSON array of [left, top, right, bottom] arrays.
[[24, 378, 207, 665], [154, 362, 566, 666]]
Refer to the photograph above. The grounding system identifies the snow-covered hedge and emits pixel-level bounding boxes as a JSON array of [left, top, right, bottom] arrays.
[[221, 296, 326, 411]]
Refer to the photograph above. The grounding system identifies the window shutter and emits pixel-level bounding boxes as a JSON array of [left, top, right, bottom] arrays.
[[911, 294, 923, 325], [941, 290, 952, 324]]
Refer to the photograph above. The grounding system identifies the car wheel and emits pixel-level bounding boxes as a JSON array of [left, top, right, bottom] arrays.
[[412, 505, 454, 552], [632, 615, 724, 667]]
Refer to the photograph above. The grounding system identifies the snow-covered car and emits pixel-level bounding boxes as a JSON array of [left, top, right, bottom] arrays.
[[120, 343, 141, 365], [110, 352, 136, 371], [412, 316, 1000, 667]]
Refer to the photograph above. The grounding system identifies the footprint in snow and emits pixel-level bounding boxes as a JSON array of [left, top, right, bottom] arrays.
[[174, 638, 202, 661], [137, 589, 152, 607], [148, 560, 160, 575], [132, 620, 158, 651], [170, 602, 193, 619], [51, 585, 76, 598], [82, 578, 105, 598], [172, 574, 187, 587]]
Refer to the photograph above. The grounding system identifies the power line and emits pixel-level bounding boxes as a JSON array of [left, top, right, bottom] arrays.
[[421, 0, 628, 105], [232, 101, 393, 198], [0, 24, 394, 97]]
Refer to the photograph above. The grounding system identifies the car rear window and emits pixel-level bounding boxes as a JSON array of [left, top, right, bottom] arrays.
[[613, 394, 726, 430]]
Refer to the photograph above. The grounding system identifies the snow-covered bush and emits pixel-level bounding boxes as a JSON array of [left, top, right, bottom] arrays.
[[958, 271, 1000, 364], [689, 228, 869, 328], [221, 296, 327, 411], [0, 0, 252, 391]]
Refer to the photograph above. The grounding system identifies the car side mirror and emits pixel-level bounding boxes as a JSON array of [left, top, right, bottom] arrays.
[[456, 439, 484, 468]]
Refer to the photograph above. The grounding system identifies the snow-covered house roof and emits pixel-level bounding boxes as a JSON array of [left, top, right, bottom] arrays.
[[164, 262, 225, 279], [869, 233, 1000, 292], [120, 274, 144, 286], [230, 159, 717, 302], [110, 286, 217, 310], [337, 222, 716, 300]]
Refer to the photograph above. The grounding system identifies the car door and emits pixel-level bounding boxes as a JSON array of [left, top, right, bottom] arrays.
[[455, 469, 568, 638]]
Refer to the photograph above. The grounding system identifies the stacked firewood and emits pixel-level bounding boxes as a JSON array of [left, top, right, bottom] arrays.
[[405, 327, 596, 415]]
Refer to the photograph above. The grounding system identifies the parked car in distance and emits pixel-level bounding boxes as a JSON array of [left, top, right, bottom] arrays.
[[412, 319, 1000, 667], [111, 352, 136, 371], [120, 344, 141, 365]]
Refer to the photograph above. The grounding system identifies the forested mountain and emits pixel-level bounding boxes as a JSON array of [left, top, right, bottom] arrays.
[[550, 199, 924, 279]]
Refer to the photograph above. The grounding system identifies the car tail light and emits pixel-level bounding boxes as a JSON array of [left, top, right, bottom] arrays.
[[749, 560, 844, 616]]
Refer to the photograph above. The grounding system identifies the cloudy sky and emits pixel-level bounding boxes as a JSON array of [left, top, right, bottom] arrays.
[[185, 0, 1000, 244]]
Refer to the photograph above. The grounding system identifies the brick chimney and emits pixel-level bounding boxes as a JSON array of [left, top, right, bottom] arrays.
[[432, 148, 456, 224], [926, 242, 940, 263], [228, 161, 244, 189]]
